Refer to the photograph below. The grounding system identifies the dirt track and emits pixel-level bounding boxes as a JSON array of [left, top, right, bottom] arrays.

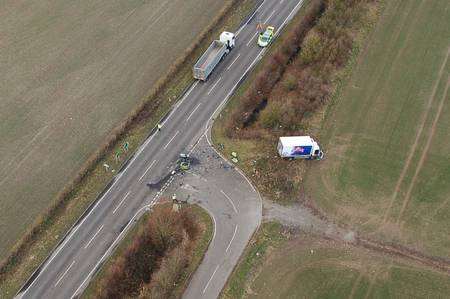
[[0, 0, 226, 259]]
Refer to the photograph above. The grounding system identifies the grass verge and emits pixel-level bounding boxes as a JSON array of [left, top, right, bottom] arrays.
[[221, 222, 288, 299], [0, 1, 256, 297]]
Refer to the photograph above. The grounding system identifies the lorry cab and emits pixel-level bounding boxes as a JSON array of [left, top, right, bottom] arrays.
[[220, 31, 235, 50]]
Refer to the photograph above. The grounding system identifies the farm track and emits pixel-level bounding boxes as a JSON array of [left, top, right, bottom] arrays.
[[357, 237, 450, 274]]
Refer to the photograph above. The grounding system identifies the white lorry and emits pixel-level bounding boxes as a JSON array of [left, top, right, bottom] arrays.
[[193, 31, 235, 81], [277, 136, 324, 160]]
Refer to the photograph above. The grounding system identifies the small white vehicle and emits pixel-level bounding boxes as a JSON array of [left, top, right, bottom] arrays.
[[193, 31, 236, 81], [277, 136, 324, 160]]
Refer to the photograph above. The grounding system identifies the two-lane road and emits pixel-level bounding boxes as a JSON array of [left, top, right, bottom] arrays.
[[17, 0, 305, 298]]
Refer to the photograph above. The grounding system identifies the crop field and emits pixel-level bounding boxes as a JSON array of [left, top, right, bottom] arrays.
[[246, 233, 450, 299], [0, 0, 227, 260], [305, 0, 450, 258]]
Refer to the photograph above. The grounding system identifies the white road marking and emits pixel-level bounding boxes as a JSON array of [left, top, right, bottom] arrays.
[[207, 77, 222, 95], [264, 10, 276, 23], [139, 160, 156, 182], [220, 189, 238, 214], [84, 225, 104, 249], [227, 53, 241, 70], [163, 130, 179, 149], [186, 103, 202, 121], [235, 0, 266, 36], [34, 173, 119, 279], [121, 80, 199, 177], [203, 264, 220, 294], [246, 32, 258, 46], [278, 0, 305, 35], [226, 225, 238, 253], [211, 212, 217, 244], [28, 1, 303, 296], [71, 205, 150, 298], [54, 260, 75, 287], [112, 191, 131, 214]]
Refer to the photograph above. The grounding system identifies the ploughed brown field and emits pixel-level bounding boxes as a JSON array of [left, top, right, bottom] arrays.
[[0, 0, 225, 259]]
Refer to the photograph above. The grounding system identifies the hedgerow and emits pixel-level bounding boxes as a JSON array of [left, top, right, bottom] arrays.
[[94, 206, 199, 299]]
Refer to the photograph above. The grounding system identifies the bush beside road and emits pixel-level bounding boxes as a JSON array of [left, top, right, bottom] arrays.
[[83, 204, 213, 299]]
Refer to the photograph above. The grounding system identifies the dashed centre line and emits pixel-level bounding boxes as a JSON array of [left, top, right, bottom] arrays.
[[203, 264, 220, 294], [84, 225, 104, 249], [113, 191, 130, 214], [186, 102, 202, 121], [54, 260, 75, 287], [246, 31, 258, 46], [163, 130, 179, 149], [139, 160, 156, 182], [226, 225, 238, 253], [227, 53, 241, 70], [207, 77, 222, 95], [265, 9, 276, 23]]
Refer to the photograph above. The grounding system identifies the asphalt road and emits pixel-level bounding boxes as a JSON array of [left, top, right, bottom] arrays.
[[17, 0, 305, 298], [161, 134, 262, 299]]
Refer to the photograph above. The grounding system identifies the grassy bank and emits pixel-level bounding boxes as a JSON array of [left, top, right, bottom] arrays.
[[0, 1, 256, 297], [83, 204, 213, 298], [222, 223, 450, 299]]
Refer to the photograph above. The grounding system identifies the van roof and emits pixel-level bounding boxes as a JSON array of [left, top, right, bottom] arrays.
[[279, 136, 313, 146]]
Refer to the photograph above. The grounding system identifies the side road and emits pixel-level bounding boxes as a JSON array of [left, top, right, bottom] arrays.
[[162, 135, 262, 299]]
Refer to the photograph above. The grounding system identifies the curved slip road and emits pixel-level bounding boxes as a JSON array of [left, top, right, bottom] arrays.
[[16, 0, 306, 298], [161, 135, 262, 299]]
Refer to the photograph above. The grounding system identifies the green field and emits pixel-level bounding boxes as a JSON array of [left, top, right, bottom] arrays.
[[229, 224, 450, 299], [305, 0, 450, 258]]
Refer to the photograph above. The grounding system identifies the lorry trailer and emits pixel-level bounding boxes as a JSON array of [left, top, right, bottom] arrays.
[[193, 31, 235, 81], [277, 136, 324, 160]]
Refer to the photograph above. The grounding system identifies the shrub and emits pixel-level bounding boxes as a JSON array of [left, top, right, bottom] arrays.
[[300, 30, 324, 65], [94, 206, 199, 299], [260, 101, 282, 129]]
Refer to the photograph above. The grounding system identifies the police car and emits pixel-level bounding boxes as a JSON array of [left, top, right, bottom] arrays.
[[257, 26, 275, 47]]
